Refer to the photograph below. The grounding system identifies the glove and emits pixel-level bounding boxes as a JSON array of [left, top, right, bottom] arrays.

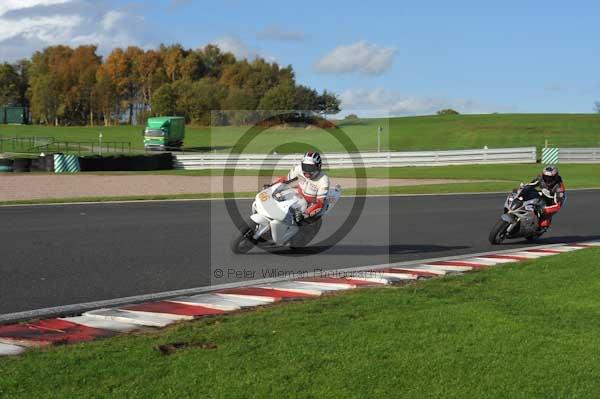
[[264, 176, 287, 189], [294, 210, 304, 224]]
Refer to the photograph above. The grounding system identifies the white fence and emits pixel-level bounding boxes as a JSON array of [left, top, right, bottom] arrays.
[[174, 147, 537, 170], [556, 148, 600, 163]]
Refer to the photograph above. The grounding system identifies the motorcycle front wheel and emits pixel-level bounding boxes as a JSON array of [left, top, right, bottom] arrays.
[[489, 219, 510, 245], [230, 222, 257, 254]]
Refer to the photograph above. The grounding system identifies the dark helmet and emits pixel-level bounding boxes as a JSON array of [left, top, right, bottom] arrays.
[[301, 151, 322, 179], [542, 165, 559, 187]]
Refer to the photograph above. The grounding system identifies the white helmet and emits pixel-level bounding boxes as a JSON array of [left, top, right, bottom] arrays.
[[301, 151, 322, 179]]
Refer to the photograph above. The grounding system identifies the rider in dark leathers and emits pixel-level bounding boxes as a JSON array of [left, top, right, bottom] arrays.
[[523, 165, 566, 230]]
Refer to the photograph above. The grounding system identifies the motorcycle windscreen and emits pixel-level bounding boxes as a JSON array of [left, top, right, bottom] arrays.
[[519, 186, 541, 201]]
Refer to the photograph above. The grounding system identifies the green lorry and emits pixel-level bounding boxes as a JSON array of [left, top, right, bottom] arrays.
[[143, 116, 185, 151]]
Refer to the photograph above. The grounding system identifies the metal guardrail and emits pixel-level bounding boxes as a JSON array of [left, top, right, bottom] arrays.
[[556, 148, 600, 163], [0, 136, 132, 155], [174, 147, 537, 170]]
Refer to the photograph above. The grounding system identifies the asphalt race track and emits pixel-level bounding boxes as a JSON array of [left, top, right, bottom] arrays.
[[1, 190, 598, 315]]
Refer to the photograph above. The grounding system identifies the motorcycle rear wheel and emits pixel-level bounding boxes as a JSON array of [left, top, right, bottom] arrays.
[[290, 218, 322, 249], [489, 220, 510, 245], [525, 231, 544, 242]]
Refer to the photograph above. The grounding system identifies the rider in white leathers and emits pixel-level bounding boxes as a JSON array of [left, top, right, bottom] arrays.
[[272, 151, 329, 223]]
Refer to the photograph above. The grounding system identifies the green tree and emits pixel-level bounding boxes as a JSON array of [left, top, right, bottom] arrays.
[[29, 74, 59, 124], [437, 108, 460, 115], [316, 90, 341, 117], [0, 63, 20, 105], [14, 59, 31, 108], [177, 78, 227, 125], [258, 81, 296, 111], [294, 85, 319, 110], [180, 50, 206, 81], [151, 83, 178, 116], [28, 46, 73, 125], [221, 86, 259, 124], [201, 44, 236, 78]]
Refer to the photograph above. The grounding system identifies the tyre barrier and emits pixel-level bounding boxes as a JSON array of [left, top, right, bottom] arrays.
[[78, 153, 173, 171], [54, 154, 81, 173], [0, 153, 173, 173], [0, 159, 13, 173], [43, 154, 55, 172], [26, 154, 54, 172], [11, 158, 32, 173]]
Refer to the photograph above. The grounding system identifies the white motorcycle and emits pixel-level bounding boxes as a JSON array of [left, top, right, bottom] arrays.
[[231, 180, 342, 253]]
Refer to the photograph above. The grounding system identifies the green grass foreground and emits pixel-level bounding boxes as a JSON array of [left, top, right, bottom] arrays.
[[2, 113, 600, 153], [1, 248, 599, 397]]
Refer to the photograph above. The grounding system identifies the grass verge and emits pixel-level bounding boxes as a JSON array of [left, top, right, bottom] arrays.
[[1, 248, 599, 398], [3, 113, 600, 153]]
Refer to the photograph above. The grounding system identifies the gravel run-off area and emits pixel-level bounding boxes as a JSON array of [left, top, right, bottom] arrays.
[[0, 174, 491, 201]]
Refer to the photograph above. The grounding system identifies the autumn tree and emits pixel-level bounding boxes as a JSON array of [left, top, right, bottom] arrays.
[[137, 50, 166, 110], [64, 45, 101, 124], [92, 64, 118, 125], [4, 42, 340, 126], [160, 44, 185, 82]]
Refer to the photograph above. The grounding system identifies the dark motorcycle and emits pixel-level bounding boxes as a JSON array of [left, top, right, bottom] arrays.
[[489, 185, 552, 245]]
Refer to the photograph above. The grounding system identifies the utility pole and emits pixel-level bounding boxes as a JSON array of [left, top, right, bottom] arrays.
[[377, 125, 383, 152]]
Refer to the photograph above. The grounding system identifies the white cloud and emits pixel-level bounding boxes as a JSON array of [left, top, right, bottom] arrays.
[[101, 10, 125, 31], [315, 41, 397, 75], [0, 0, 70, 17], [340, 88, 517, 116], [0, 0, 154, 61], [256, 26, 304, 41], [0, 15, 82, 42], [212, 36, 270, 61]]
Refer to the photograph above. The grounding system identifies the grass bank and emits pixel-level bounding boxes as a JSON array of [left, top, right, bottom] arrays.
[[2, 113, 600, 153]]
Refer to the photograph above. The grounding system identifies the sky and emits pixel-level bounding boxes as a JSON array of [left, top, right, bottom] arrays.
[[1, 0, 600, 116]]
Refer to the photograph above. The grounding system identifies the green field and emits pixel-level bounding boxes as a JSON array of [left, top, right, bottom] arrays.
[[1, 248, 599, 398], [2, 113, 600, 154]]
